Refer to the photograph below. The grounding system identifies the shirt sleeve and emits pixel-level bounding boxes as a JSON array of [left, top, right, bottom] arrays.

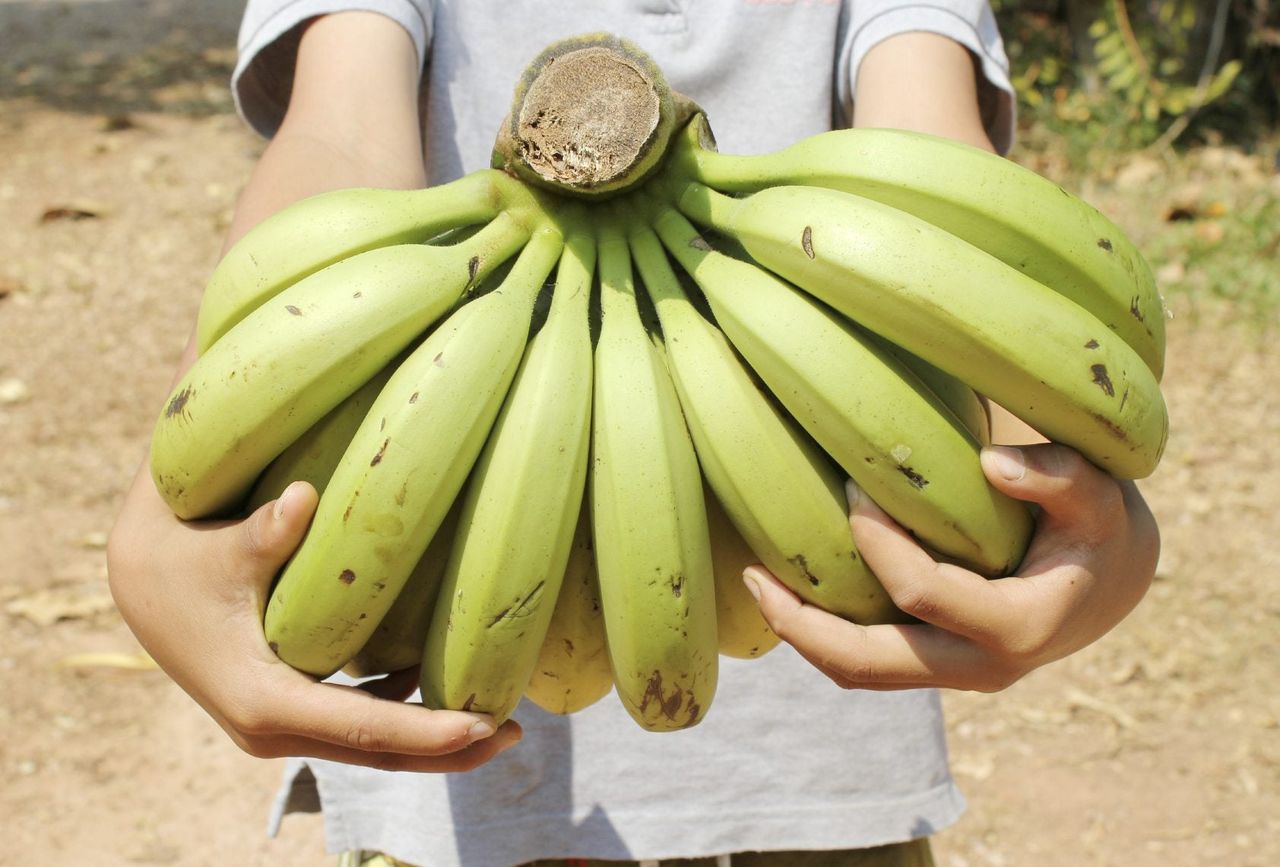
[[838, 0, 1017, 154], [231, 0, 435, 139]]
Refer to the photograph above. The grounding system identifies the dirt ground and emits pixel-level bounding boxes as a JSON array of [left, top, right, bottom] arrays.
[[1, 2, 1277, 865]]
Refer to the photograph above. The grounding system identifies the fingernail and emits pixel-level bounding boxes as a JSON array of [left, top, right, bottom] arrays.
[[741, 570, 762, 602], [468, 720, 496, 740], [273, 482, 298, 520], [845, 479, 862, 510], [985, 445, 1027, 481]]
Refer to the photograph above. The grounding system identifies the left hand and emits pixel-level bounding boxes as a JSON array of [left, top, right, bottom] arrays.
[[743, 444, 1160, 692]]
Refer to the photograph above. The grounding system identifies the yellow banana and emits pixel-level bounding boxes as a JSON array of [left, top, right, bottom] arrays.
[[629, 222, 900, 620], [150, 211, 533, 520], [670, 117, 1165, 379], [701, 486, 778, 660], [420, 225, 595, 723], [653, 206, 1032, 577], [589, 215, 717, 731], [196, 170, 513, 352], [263, 225, 565, 676], [673, 183, 1169, 481], [524, 508, 615, 715]]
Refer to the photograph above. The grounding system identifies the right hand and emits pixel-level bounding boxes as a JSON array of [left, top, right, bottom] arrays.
[[107, 471, 523, 771]]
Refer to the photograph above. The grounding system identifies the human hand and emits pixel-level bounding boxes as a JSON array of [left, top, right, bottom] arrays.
[[742, 444, 1160, 692], [107, 472, 522, 770]]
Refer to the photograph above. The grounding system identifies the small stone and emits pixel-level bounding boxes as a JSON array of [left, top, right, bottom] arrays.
[[79, 531, 109, 549], [0, 378, 30, 405]]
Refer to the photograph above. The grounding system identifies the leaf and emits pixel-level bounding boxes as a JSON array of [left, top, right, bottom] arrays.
[[1204, 61, 1243, 102]]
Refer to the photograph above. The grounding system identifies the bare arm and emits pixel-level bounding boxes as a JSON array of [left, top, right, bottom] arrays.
[[107, 11, 521, 770], [746, 31, 1160, 692]]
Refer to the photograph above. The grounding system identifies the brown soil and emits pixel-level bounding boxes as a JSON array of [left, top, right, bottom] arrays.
[[1, 2, 1276, 865]]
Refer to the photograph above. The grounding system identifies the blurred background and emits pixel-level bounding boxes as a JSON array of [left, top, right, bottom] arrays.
[[0, 1, 1276, 864]]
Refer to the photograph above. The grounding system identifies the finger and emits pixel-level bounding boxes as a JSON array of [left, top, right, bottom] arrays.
[[744, 567, 1011, 691], [261, 678, 520, 757], [248, 722, 523, 773], [980, 445, 1124, 536], [234, 480, 320, 575], [843, 483, 1026, 644]]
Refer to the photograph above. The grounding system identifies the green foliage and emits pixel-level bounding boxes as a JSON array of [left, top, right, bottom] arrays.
[[992, 0, 1275, 152]]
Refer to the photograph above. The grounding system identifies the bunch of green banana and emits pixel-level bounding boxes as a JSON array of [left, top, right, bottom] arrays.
[[151, 33, 1168, 732]]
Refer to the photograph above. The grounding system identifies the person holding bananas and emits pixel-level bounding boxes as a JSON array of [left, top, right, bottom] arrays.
[[107, 2, 1160, 865]]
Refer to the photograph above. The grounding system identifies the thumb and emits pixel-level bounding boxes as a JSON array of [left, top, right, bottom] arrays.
[[980, 444, 1121, 531], [233, 481, 320, 580]]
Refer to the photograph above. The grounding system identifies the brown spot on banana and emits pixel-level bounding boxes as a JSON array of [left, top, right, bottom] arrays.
[[338, 569, 356, 585], [801, 226, 814, 259], [285, 305, 302, 316], [689, 235, 712, 251], [639, 670, 685, 721], [371, 438, 390, 466], [164, 386, 193, 419], [1085, 339, 1100, 349], [1091, 364, 1115, 397], [1097, 238, 1113, 252], [897, 466, 929, 489], [1130, 296, 1145, 322]]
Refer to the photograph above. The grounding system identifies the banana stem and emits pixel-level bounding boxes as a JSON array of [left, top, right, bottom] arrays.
[[627, 224, 686, 310], [452, 209, 544, 291], [651, 206, 717, 276], [547, 225, 597, 321], [492, 34, 701, 199], [668, 181, 744, 236], [665, 114, 765, 194], [495, 223, 566, 308], [596, 209, 639, 320]]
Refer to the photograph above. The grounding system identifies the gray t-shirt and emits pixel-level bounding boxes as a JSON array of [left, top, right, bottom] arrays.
[[232, 3, 1015, 865]]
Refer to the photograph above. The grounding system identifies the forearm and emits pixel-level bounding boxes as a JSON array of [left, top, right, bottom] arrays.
[[224, 11, 427, 252], [852, 31, 996, 152]]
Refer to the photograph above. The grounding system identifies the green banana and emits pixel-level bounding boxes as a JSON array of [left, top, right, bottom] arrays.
[[701, 486, 778, 660], [524, 508, 615, 715], [673, 183, 1169, 481], [420, 225, 596, 723], [196, 170, 513, 352], [343, 497, 463, 678], [680, 222, 992, 450], [670, 116, 1165, 379], [262, 224, 565, 676], [872, 339, 992, 448], [150, 211, 533, 520], [243, 361, 398, 513], [590, 216, 717, 731], [653, 206, 1032, 577], [630, 222, 899, 621]]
